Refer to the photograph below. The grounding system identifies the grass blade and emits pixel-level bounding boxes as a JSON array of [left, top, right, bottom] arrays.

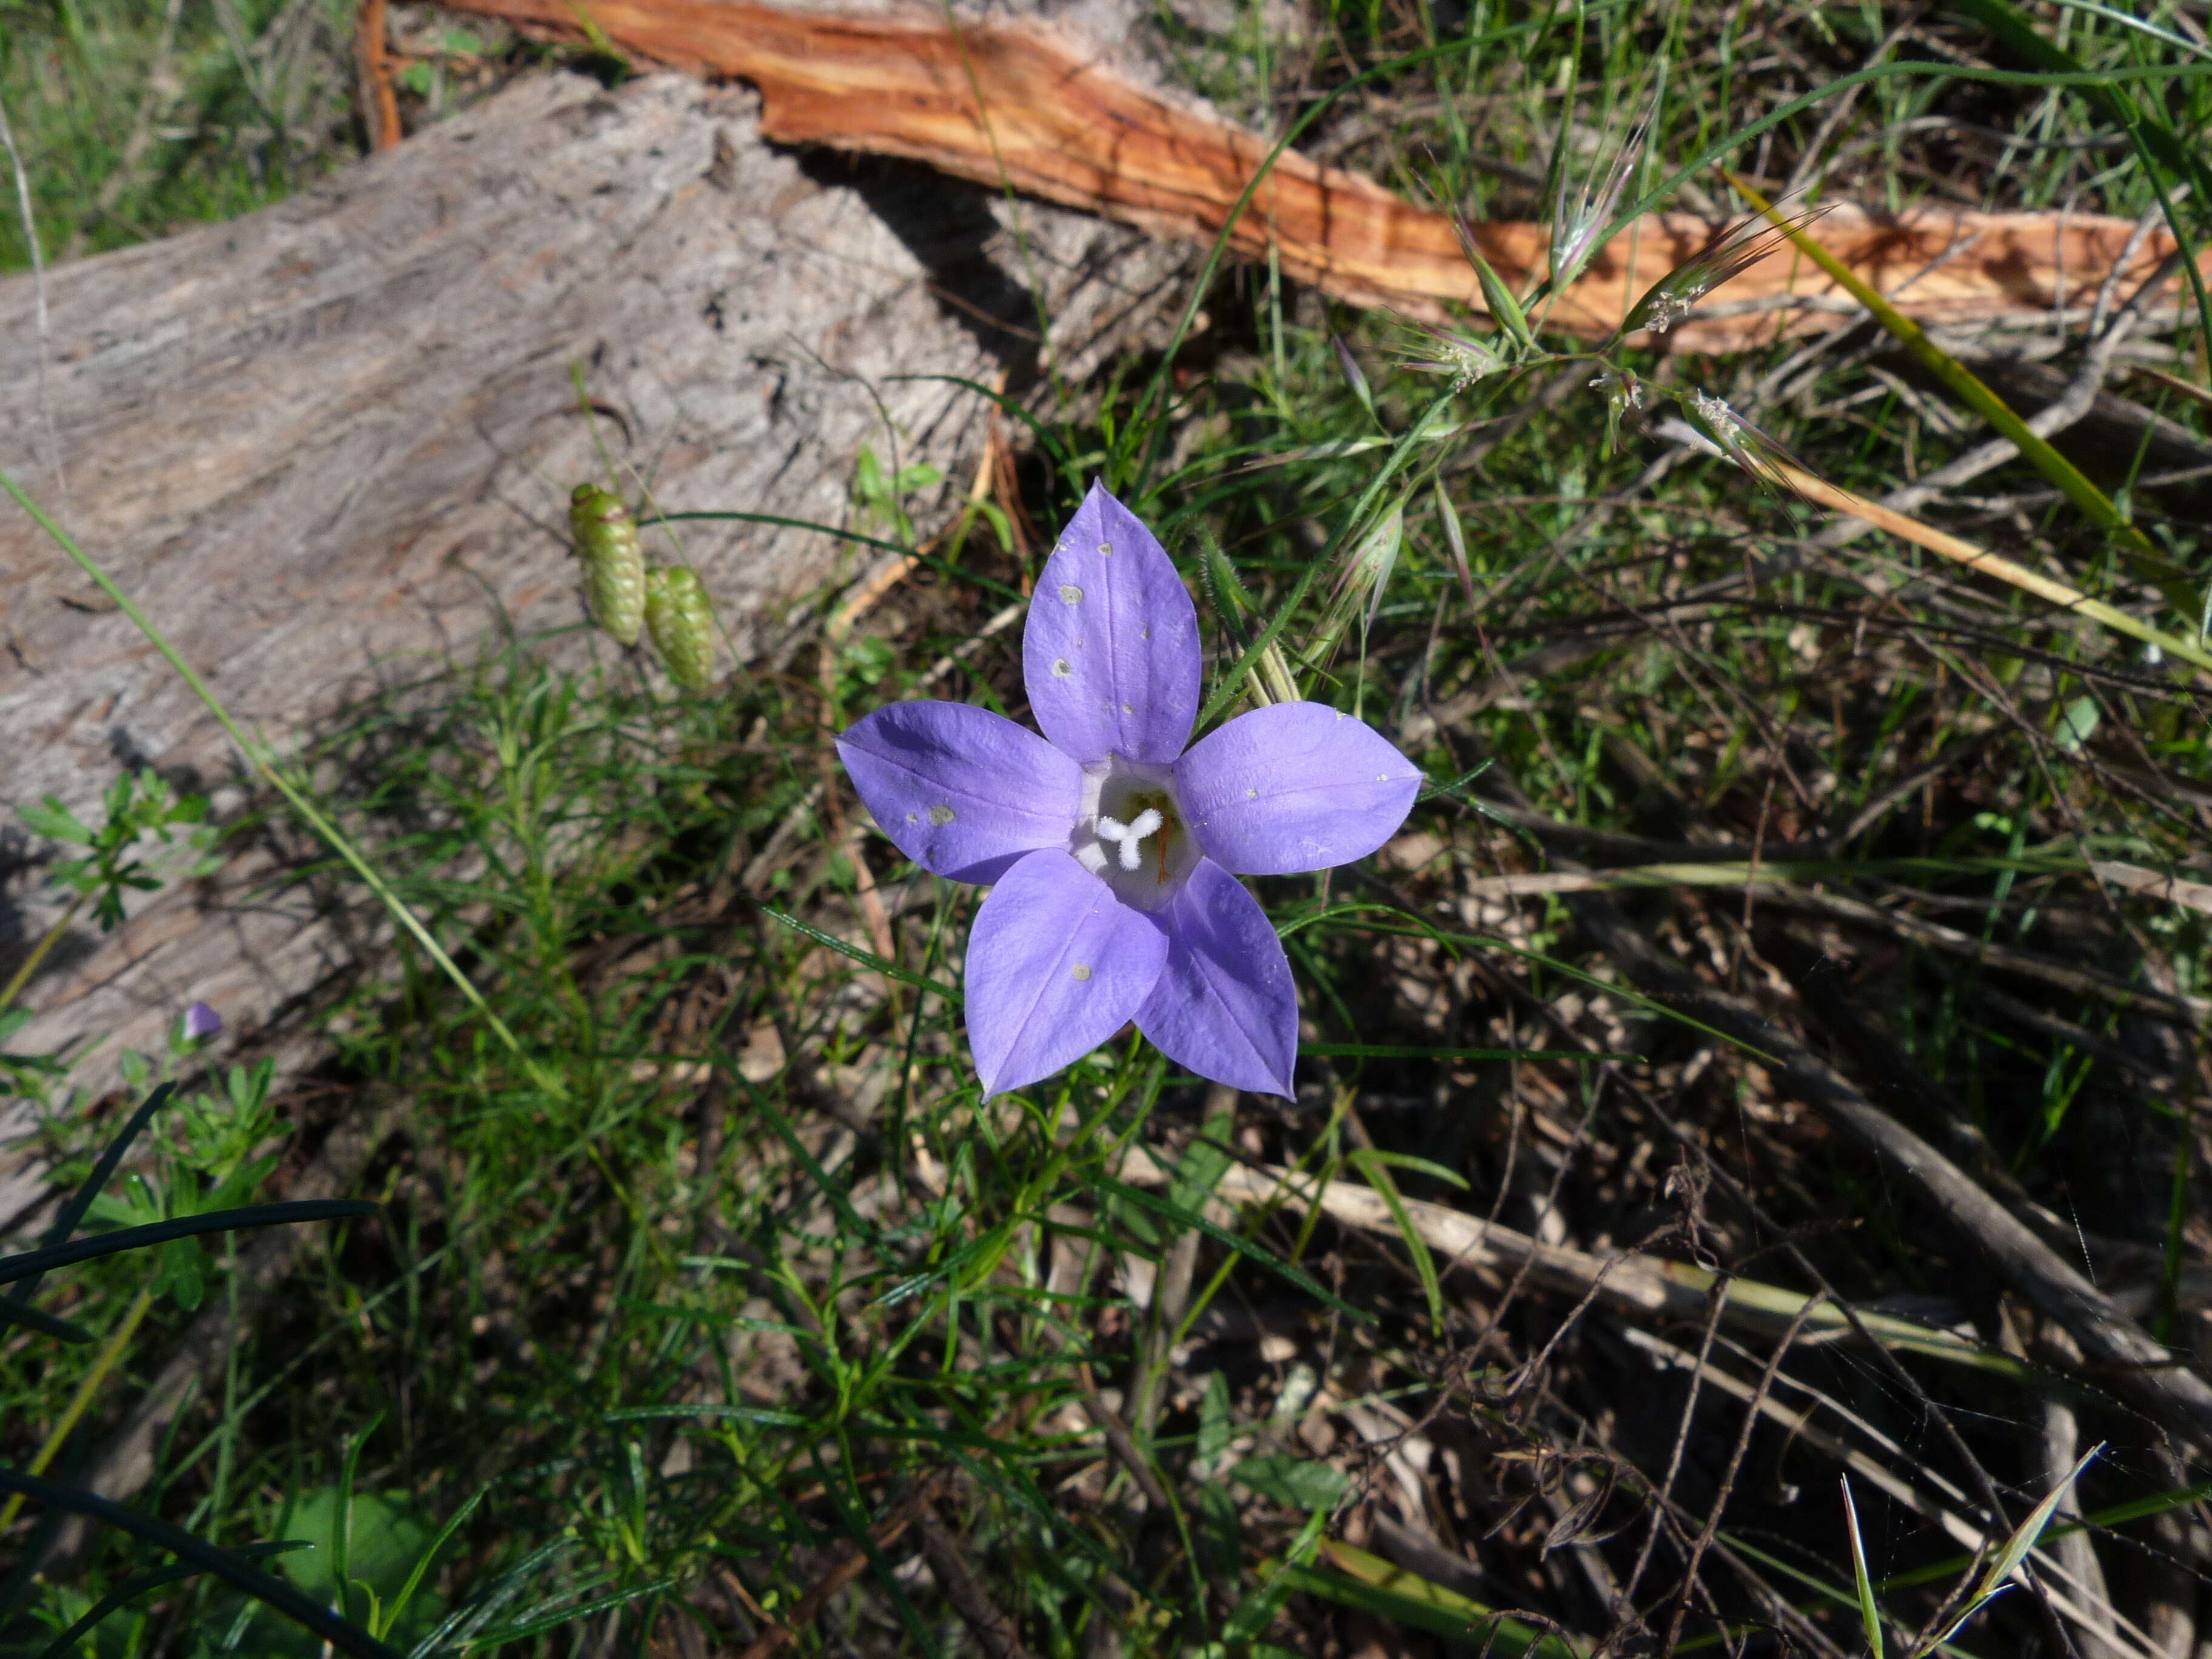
[[0, 1200, 381, 1285], [1840, 1476, 1883, 1658]]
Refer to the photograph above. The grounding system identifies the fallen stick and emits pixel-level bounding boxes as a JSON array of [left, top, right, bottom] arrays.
[[1113, 1147, 2027, 1378], [445, 0, 2208, 350]]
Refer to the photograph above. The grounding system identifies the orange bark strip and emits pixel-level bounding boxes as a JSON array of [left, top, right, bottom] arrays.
[[446, 0, 2203, 349], [357, 0, 403, 152]]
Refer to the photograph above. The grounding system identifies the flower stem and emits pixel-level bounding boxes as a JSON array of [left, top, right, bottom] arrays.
[[1772, 457, 2212, 675], [0, 1285, 156, 1535], [0, 890, 85, 1014]]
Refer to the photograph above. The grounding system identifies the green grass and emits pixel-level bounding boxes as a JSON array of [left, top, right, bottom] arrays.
[[5, 0, 2212, 1655], [0, 0, 358, 269]]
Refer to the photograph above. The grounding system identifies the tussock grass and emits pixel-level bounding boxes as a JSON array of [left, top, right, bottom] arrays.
[[5, 1, 2212, 1656]]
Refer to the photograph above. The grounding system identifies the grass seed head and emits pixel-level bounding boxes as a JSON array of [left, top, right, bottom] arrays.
[[1621, 203, 1832, 336], [1388, 315, 1505, 390], [645, 565, 717, 692], [1590, 366, 1646, 457], [1318, 500, 1407, 654], [1331, 333, 1376, 418], [569, 483, 646, 646], [1544, 88, 1656, 291], [1680, 388, 1801, 493]]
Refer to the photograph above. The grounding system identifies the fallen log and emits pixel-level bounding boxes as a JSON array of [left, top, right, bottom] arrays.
[[451, 0, 2210, 351], [0, 53, 1185, 1224]]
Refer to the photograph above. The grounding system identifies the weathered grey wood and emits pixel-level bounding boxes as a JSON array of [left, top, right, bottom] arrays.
[[0, 61, 1186, 1223]]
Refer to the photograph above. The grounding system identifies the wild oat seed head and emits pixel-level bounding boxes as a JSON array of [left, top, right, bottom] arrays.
[[1389, 317, 1504, 390], [1621, 203, 1832, 337], [1681, 388, 1798, 492], [1545, 90, 1655, 290], [1590, 367, 1646, 457]]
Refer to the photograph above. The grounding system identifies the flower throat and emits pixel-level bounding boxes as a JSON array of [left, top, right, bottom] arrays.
[[1077, 761, 1200, 910]]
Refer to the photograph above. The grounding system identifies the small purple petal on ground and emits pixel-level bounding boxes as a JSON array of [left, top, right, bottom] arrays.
[[1136, 859, 1297, 1098], [1176, 702, 1423, 875], [965, 849, 1167, 1098], [1022, 481, 1201, 767], [838, 701, 1084, 883], [182, 1001, 222, 1041]]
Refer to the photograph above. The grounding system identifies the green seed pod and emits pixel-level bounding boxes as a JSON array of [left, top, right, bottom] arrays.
[[646, 565, 717, 692], [569, 483, 645, 646]]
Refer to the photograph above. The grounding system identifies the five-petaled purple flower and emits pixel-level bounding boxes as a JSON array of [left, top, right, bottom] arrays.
[[181, 1001, 222, 1042], [837, 483, 1422, 1099]]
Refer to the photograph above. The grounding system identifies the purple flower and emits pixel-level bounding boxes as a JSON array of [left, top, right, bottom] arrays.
[[836, 483, 1422, 1099], [181, 1001, 221, 1042]]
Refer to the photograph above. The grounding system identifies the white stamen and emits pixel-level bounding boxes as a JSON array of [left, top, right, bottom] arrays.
[[1096, 808, 1165, 872]]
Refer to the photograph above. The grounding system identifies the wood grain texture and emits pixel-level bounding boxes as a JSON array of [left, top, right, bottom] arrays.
[[0, 63, 1185, 1222], [449, 0, 2210, 349]]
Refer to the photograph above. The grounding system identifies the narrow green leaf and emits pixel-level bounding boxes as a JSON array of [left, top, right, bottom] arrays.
[[602, 1404, 809, 1427], [1224, 1512, 1328, 1644], [1942, 1442, 2102, 1643], [1347, 1149, 1444, 1326], [1293, 1541, 1584, 1656], [756, 903, 957, 998], [1347, 1149, 1469, 1190], [1840, 1476, 1883, 1658]]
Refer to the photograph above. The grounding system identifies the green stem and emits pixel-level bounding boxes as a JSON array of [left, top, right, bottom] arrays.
[[1193, 389, 1460, 731], [0, 889, 85, 1013]]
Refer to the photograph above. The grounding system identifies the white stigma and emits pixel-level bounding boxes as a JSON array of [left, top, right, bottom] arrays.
[[1095, 808, 1163, 872]]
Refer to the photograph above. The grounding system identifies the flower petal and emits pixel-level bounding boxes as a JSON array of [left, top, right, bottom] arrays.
[[1022, 481, 1201, 766], [839, 702, 1082, 883], [1176, 702, 1422, 875], [1136, 860, 1297, 1098], [966, 850, 1168, 1098]]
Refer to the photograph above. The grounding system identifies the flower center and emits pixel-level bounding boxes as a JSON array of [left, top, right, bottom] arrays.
[[1073, 757, 1200, 911]]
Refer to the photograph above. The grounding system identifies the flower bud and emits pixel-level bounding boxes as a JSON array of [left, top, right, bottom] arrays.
[[645, 565, 717, 692], [569, 483, 646, 646]]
